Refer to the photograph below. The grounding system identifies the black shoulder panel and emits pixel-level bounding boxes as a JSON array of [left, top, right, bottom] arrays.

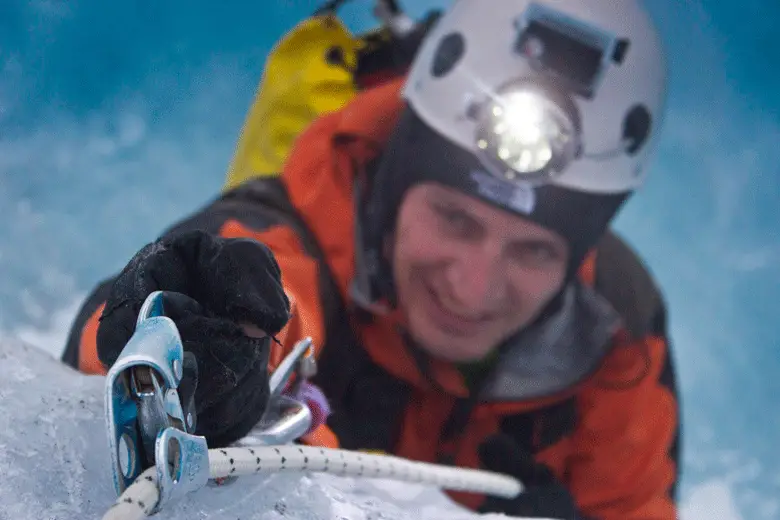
[[593, 231, 665, 339]]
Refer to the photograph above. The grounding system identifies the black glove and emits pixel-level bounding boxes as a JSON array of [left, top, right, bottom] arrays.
[[478, 434, 582, 519], [96, 229, 291, 447]]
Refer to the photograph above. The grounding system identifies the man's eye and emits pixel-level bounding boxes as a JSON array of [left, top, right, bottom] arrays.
[[443, 210, 469, 228], [509, 243, 562, 266], [437, 207, 479, 237]]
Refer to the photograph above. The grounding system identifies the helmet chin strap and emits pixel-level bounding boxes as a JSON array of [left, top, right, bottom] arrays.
[[350, 160, 397, 315]]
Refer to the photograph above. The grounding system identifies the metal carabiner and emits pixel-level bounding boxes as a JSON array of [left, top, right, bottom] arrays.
[[105, 291, 320, 507], [104, 291, 210, 512]]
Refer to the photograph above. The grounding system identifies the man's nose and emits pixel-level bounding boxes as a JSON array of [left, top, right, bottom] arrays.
[[445, 244, 507, 311]]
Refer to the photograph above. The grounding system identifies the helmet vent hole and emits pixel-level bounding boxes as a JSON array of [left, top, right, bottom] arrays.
[[623, 104, 651, 155], [431, 32, 465, 78]]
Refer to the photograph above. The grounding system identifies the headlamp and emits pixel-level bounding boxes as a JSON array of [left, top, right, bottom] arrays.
[[473, 83, 581, 184], [464, 1, 633, 185]]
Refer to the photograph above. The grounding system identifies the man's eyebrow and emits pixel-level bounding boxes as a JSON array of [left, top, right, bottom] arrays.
[[426, 189, 470, 210]]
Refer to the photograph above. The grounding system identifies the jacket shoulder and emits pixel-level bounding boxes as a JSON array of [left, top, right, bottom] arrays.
[[593, 231, 666, 339]]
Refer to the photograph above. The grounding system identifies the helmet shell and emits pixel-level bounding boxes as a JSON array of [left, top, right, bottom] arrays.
[[402, 0, 668, 194]]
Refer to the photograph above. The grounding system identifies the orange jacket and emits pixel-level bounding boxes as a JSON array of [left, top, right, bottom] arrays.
[[63, 78, 679, 520]]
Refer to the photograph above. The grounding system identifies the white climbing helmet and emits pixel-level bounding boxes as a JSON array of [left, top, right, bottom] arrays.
[[402, 0, 668, 194]]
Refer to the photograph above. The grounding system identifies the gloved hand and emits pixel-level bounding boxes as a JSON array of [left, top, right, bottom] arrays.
[[478, 434, 582, 519], [96, 229, 291, 447]]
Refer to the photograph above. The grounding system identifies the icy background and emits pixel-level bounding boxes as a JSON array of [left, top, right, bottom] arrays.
[[1, 0, 778, 518]]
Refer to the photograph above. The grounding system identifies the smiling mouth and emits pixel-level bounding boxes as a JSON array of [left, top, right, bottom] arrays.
[[422, 280, 494, 337]]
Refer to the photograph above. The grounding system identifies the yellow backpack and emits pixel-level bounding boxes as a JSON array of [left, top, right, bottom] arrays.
[[222, 7, 439, 191]]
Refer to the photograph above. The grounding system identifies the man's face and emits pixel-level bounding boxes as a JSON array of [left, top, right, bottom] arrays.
[[391, 183, 569, 363]]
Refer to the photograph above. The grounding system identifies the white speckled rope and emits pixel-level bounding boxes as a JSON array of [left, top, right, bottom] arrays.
[[102, 445, 524, 520], [102, 466, 159, 520]]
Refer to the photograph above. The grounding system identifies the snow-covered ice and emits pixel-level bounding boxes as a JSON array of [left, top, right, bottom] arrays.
[[0, 336, 749, 520], [0, 339, 518, 520]]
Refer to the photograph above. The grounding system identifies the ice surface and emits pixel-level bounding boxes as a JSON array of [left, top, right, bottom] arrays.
[[0, 337, 754, 520], [0, 339, 515, 520]]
